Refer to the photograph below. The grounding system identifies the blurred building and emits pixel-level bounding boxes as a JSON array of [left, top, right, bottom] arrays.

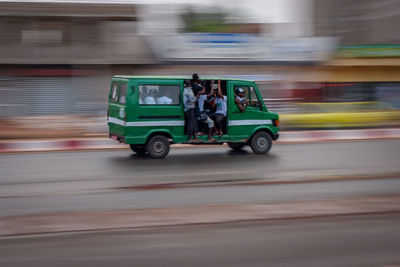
[[0, 0, 399, 118], [314, 0, 400, 45], [0, 1, 153, 116]]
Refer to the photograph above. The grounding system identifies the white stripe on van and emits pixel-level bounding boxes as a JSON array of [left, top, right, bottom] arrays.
[[108, 117, 125, 126], [228, 120, 273, 126], [108, 118, 184, 127]]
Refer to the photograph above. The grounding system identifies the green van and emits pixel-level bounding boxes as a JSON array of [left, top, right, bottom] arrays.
[[107, 75, 279, 158]]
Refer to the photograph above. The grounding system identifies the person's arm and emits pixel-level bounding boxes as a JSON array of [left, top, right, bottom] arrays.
[[198, 84, 206, 95], [235, 97, 245, 112], [183, 90, 188, 107], [217, 80, 223, 98], [208, 80, 215, 98]]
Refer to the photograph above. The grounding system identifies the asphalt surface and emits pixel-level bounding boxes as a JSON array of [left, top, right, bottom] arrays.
[[1, 213, 400, 267], [1, 177, 400, 217], [1, 140, 399, 189], [0, 140, 399, 216]]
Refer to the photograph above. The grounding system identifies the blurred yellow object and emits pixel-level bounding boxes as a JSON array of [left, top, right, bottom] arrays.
[[280, 102, 400, 129]]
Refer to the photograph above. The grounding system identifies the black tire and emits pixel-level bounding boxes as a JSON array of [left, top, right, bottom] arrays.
[[250, 131, 272, 154], [227, 142, 245, 151], [146, 135, 170, 159], [129, 144, 146, 155]]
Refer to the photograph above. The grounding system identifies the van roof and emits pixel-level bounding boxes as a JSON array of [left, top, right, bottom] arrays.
[[112, 75, 254, 82]]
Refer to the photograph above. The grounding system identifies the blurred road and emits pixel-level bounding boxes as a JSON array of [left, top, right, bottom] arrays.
[[1, 140, 399, 191], [0, 140, 399, 217], [1, 213, 399, 267]]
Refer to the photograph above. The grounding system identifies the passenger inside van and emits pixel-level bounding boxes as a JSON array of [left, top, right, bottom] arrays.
[[157, 90, 173, 105], [235, 88, 249, 112], [144, 88, 157, 104]]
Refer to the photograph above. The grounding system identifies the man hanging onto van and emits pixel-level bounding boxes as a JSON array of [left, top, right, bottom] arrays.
[[191, 73, 203, 133], [183, 80, 199, 142], [235, 88, 249, 112], [214, 80, 227, 137], [197, 80, 217, 142]]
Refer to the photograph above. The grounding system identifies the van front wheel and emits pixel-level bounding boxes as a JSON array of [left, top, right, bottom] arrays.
[[250, 132, 272, 154], [129, 144, 146, 155], [146, 135, 170, 158]]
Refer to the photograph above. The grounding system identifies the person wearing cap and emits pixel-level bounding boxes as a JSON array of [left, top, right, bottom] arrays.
[[235, 88, 248, 112], [191, 73, 203, 96]]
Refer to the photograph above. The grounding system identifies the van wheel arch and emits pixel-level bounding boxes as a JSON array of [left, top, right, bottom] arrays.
[[146, 132, 173, 144]]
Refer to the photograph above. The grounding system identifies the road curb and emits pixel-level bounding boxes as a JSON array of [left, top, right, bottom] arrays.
[[1, 128, 400, 153]]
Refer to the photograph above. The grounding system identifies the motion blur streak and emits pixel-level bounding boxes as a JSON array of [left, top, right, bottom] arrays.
[[0, 0, 400, 266]]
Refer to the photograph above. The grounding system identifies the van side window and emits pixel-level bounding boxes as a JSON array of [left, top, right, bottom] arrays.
[[249, 86, 260, 107], [139, 85, 181, 105], [119, 84, 127, 104], [111, 82, 118, 102]]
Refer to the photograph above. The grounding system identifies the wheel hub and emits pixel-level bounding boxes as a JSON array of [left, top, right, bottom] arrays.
[[256, 137, 267, 148], [153, 141, 164, 153]]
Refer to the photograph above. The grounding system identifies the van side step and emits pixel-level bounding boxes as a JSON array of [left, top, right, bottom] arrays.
[[182, 141, 225, 145]]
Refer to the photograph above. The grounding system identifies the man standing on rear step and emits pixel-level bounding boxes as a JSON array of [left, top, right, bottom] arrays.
[[183, 79, 199, 143]]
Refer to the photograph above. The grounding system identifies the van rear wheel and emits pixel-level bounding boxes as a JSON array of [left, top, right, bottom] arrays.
[[146, 135, 170, 159], [129, 144, 146, 155], [227, 142, 245, 151], [250, 131, 272, 154]]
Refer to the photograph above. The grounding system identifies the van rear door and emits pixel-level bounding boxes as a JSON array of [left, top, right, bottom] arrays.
[[108, 79, 128, 138], [127, 79, 184, 140]]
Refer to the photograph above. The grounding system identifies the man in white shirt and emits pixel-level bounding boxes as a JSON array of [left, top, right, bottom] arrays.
[[144, 89, 157, 104], [214, 80, 227, 137], [157, 91, 173, 105]]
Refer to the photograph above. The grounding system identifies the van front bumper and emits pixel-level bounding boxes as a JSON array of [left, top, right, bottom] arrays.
[[272, 133, 279, 141], [109, 133, 125, 143]]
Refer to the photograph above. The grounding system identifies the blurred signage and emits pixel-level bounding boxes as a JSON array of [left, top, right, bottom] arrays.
[[338, 45, 400, 58], [148, 33, 337, 63]]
